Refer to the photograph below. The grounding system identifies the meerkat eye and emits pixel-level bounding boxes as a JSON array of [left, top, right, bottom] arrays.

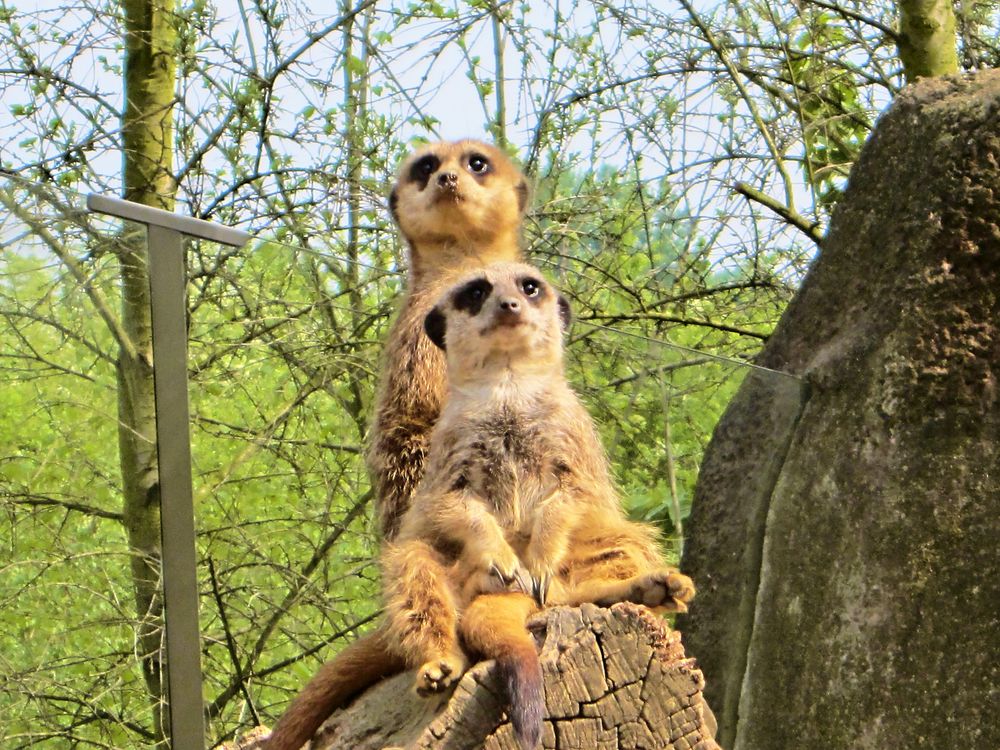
[[468, 154, 489, 174], [521, 278, 540, 296]]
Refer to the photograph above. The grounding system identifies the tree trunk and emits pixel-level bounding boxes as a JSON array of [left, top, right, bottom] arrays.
[[897, 0, 959, 82], [681, 70, 1000, 750], [232, 604, 719, 750], [119, 0, 178, 743]]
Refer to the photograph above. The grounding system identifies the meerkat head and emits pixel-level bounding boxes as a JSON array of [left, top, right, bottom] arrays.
[[389, 140, 529, 267], [423, 262, 571, 382]]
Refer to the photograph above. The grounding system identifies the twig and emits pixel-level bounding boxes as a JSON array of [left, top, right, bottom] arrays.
[[2, 491, 123, 522], [802, 0, 900, 40], [734, 182, 824, 245], [579, 312, 770, 341], [604, 357, 715, 389], [207, 557, 262, 726]]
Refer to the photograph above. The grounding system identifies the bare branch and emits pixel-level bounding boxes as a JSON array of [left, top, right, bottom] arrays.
[[734, 181, 824, 245]]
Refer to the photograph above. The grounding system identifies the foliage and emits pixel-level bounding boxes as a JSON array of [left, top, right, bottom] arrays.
[[1, 0, 995, 746]]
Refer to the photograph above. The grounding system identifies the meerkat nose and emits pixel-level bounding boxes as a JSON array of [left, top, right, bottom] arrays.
[[499, 297, 520, 311], [438, 172, 458, 188]]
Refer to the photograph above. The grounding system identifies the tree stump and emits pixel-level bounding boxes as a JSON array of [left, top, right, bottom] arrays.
[[235, 603, 719, 750]]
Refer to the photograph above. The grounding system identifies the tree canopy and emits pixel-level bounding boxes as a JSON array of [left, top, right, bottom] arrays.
[[0, 0, 996, 746]]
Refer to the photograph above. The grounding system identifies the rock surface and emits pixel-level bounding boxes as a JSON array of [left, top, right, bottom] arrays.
[[681, 70, 1000, 750]]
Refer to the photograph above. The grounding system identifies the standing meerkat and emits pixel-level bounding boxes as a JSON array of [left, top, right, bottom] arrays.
[[263, 141, 529, 750], [381, 263, 696, 749], [369, 139, 530, 541]]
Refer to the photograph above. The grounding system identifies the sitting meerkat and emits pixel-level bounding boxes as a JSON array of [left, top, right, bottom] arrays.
[[381, 262, 696, 749], [263, 141, 529, 750]]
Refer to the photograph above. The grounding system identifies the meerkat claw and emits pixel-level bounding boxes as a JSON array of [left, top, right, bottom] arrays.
[[491, 562, 517, 587], [513, 566, 534, 596], [531, 573, 551, 606]]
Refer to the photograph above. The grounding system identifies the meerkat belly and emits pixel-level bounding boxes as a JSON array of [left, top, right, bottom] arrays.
[[465, 410, 557, 534]]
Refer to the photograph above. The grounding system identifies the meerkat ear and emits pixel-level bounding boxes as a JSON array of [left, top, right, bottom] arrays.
[[557, 295, 572, 331], [515, 179, 530, 214], [388, 188, 400, 224], [424, 307, 447, 350]]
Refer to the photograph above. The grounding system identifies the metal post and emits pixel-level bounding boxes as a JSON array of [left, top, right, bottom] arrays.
[[87, 194, 249, 750]]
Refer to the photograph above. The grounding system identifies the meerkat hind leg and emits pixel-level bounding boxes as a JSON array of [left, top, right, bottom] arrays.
[[556, 519, 695, 611], [382, 540, 469, 696], [567, 568, 695, 611]]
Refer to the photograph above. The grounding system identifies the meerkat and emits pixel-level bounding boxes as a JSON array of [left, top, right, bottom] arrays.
[[379, 263, 696, 749], [369, 139, 530, 541], [262, 141, 529, 750], [265, 262, 696, 750], [264, 152, 695, 750]]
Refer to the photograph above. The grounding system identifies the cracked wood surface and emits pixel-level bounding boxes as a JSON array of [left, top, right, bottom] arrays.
[[234, 603, 719, 750]]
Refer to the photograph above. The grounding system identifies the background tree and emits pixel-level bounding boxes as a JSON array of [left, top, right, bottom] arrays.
[[898, 0, 959, 79], [0, 0, 996, 746], [118, 0, 180, 741]]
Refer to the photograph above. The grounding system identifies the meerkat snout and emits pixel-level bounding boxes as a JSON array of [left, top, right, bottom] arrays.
[[496, 295, 522, 326]]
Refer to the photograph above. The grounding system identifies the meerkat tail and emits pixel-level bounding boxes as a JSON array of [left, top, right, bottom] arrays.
[[264, 629, 405, 750], [460, 593, 544, 750], [496, 640, 545, 750]]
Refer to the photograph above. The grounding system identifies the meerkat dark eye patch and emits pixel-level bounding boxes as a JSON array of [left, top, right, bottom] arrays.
[[557, 294, 572, 330], [409, 155, 440, 189], [452, 278, 493, 316], [424, 307, 447, 350]]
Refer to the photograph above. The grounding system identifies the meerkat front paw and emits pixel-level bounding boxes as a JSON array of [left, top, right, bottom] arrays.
[[626, 569, 696, 611], [520, 532, 568, 606], [415, 650, 468, 697], [462, 564, 523, 601], [469, 540, 523, 589]]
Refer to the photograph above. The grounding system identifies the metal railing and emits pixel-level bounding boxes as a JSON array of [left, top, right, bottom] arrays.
[[88, 194, 250, 750]]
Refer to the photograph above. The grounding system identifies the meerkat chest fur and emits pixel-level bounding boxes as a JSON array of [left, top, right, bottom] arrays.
[[418, 262, 582, 540], [442, 383, 568, 532]]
